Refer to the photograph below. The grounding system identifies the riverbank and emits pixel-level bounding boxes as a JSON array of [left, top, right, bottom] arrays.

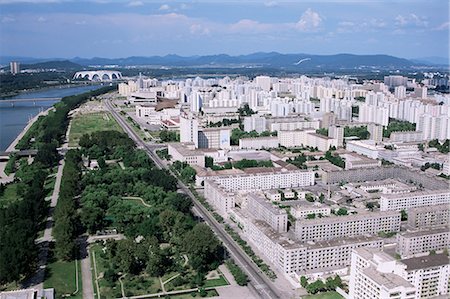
[[0, 82, 102, 99], [6, 107, 53, 152]]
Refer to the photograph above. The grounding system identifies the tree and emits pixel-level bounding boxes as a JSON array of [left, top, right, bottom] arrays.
[[336, 208, 348, 216], [306, 213, 316, 219], [306, 280, 326, 294], [205, 156, 214, 168], [183, 224, 222, 272], [400, 209, 408, 221], [180, 166, 196, 183], [81, 206, 106, 234], [300, 276, 309, 288]]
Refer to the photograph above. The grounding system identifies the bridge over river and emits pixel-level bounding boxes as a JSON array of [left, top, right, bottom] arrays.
[[0, 97, 62, 106]]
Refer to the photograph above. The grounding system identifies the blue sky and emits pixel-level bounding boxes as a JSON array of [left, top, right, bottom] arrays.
[[0, 0, 448, 59]]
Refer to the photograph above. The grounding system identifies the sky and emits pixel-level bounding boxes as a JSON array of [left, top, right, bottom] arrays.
[[0, 0, 448, 59]]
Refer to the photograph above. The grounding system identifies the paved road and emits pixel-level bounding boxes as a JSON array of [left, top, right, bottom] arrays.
[[105, 100, 283, 299], [80, 237, 94, 299]]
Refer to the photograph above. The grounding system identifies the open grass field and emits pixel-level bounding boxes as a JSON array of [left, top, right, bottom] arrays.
[[43, 254, 82, 299], [0, 183, 19, 208], [69, 112, 123, 146], [304, 291, 344, 299]]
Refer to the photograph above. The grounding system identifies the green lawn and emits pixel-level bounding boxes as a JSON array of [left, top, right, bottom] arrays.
[[0, 183, 19, 208], [170, 289, 219, 298], [304, 291, 344, 299], [44, 175, 57, 197], [43, 256, 82, 299], [69, 112, 123, 146], [203, 275, 229, 288]]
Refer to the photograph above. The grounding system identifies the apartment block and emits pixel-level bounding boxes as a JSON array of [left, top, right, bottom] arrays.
[[349, 248, 417, 299], [407, 204, 450, 229], [241, 214, 383, 274], [203, 180, 235, 217], [295, 211, 401, 242], [214, 169, 315, 192], [380, 189, 450, 211], [396, 227, 450, 258], [246, 193, 288, 233], [350, 247, 450, 299], [239, 136, 279, 150]]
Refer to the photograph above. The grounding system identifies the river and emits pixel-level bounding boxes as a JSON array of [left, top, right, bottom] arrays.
[[0, 85, 104, 150]]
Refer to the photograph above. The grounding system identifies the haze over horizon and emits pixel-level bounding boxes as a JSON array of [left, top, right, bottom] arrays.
[[0, 0, 448, 60]]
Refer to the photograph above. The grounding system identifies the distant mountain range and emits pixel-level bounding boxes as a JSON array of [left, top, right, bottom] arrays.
[[1, 52, 448, 70]]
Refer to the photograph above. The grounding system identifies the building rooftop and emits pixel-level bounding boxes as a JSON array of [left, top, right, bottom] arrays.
[[381, 189, 450, 199], [306, 235, 383, 250], [402, 253, 450, 271], [400, 226, 449, 238], [297, 210, 400, 226], [362, 267, 414, 289]]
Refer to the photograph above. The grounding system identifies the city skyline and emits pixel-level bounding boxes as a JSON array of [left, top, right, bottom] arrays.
[[0, 0, 448, 59]]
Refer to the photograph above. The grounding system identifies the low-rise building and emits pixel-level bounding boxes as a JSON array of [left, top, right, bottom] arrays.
[[291, 202, 331, 219], [167, 142, 205, 167], [396, 227, 450, 258], [295, 211, 401, 242]]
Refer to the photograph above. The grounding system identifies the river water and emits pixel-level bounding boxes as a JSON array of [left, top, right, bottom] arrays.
[[0, 85, 103, 150]]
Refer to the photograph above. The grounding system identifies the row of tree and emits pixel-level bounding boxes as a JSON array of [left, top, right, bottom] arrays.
[[0, 146, 55, 283], [53, 150, 82, 260]]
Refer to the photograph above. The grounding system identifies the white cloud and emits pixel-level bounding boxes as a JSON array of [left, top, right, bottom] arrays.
[[1, 16, 15, 23], [159, 4, 170, 11], [433, 21, 449, 31], [295, 8, 323, 31], [127, 1, 143, 7], [180, 3, 188, 10], [37, 16, 46, 22], [264, 1, 278, 7], [395, 14, 428, 27], [190, 24, 210, 35]]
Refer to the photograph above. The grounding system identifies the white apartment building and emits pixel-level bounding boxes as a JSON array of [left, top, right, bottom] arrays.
[[346, 140, 383, 159], [390, 131, 424, 142], [359, 103, 389, 126], [418, 114, 450, 140], [278, 130, 338, 151], [294, 211, 401, 242], [239, 137, 279, 150], [367, 123, 384, 144], [180, 113, 199, 147], [237, 212, 384, 275], [246, 193, 288, 233], [214, 169, 315, 191], [203, 180, 235, 217], [350, 247, 449, 299], [407, 204, 450, 229], [379, 189, 450, 211], [243, 115, 266, 133], [350, 248, 417, 299], [396, 227, 450, 258]]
